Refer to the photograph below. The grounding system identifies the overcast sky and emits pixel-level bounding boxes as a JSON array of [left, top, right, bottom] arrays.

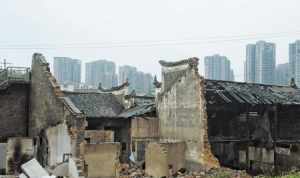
[[1, 0, 300, 81]]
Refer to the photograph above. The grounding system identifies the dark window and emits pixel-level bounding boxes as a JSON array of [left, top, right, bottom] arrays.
[[85, 138, 91, 144], [122, 142, 127, 151], [132, 141, 136, 152]]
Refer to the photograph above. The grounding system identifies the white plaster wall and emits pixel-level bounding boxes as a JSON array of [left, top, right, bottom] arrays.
[[68, 158, 79, 178], [46, 123, 71, 166]]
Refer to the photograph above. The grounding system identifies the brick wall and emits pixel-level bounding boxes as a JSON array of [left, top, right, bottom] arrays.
[[0, 83, 29, 139], [29, 53, 86, 165], [157, 60, 219, 170]]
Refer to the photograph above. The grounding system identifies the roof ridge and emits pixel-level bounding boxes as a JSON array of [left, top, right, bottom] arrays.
[[159, 57, 199, 67]]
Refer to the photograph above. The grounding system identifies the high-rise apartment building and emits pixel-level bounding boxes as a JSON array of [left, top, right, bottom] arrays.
[[119, 65, 154, 95], [275, 63, 289, 86], [245, 44, 256, 83], [289, 40, 300, 86], [53, 57, 81, 84], [85, 60, 117, 89], [204, 54, 234, 81], [255, 41, 276, 84], [244, 41, 276, 84]]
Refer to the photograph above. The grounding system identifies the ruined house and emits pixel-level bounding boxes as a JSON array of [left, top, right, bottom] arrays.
[[0, 53, 86, 174], [205, 79, 300, 174], [120, 93, 158, 162], [156, 57, 300, 174], [63, 90, 131, 163]]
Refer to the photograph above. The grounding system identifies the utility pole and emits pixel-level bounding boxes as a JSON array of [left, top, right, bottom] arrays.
[[0, 59, 12, 69]]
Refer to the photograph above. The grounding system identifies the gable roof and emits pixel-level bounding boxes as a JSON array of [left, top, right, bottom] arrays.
[[64, 92, 124, 118], [204, 80, 300, 105]]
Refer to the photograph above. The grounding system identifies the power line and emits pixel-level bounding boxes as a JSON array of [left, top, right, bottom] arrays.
[[0, 30, 300, 50]]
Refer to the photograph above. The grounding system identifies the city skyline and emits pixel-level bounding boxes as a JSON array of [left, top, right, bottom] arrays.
[[0, 43, 295, 85], [1, 1, 300, 82], [51, 57, 155, 94]]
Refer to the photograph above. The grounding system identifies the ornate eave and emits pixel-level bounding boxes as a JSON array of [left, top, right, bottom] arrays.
[[98, 80, 129, 92], [158, 57, 199, 67]]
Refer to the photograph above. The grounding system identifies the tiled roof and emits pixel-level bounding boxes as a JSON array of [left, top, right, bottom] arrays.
[[64, 92, 124, 118], [119, 103, 156, 118], [204, 80, 300, 105]]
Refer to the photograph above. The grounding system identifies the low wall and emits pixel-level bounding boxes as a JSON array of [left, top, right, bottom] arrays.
[[84, 143, 120, 178], [145, 141, 185, 178]]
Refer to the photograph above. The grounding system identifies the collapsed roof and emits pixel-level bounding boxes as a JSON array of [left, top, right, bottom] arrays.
[[205, 80, 300, 105]]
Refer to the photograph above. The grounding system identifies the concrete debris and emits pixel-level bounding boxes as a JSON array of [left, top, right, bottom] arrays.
[[20, 159, 49, 178], [18, 174, 27, 178], [120, 165, 251, 178]]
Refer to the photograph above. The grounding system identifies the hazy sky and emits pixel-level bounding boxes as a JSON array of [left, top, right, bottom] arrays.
[[1, 0, 300, 81]]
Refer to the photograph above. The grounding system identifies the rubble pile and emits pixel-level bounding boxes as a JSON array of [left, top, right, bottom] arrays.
[[119, 164, 251, 178]]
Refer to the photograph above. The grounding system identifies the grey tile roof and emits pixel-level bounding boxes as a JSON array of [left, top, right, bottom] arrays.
[[119, 103, 156, 118], [60, 97, 82, 115], [205, 80, 300, 105], [64, 92, 124, 118]]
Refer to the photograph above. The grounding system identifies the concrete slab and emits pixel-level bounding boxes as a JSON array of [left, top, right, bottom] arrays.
[[46, 123, 72, 166], [18, 173, 27, 178], [21, 159, 49, 178]]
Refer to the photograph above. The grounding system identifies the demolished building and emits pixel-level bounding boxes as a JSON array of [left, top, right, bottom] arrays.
[[155, 57, 300, 174], [0, 54, 86, 176], [0, 53, 160, 177], [3, 53, 300, 177]]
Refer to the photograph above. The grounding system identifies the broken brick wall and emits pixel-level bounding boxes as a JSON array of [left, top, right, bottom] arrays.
[[84, 143, 120, 178], [0, 83, 29, 139], [86, 118, 131, 163], [157, 59, 219, 171], [145, 141, 185, 178], [131, 117, 159, 161], [85, 130, 114, 143], [29, 53, 65, 137], [29, 53, 86, 166], [131, 117, 159, 139]]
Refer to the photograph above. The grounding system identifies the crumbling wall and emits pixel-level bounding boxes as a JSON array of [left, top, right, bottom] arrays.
[[131, 117, 159, 161], [145, 141, 185, 178], [131, 117, 159, 139], [29, 53, 86, 166], [29, 53, 65, 137], [0, 83, 29, 139], [46, 123, 71, 167], [85, 130, 114, 143], [84, 143, 120, 178], [157, 59, 219, 170], [87, 118, 130, 163]]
